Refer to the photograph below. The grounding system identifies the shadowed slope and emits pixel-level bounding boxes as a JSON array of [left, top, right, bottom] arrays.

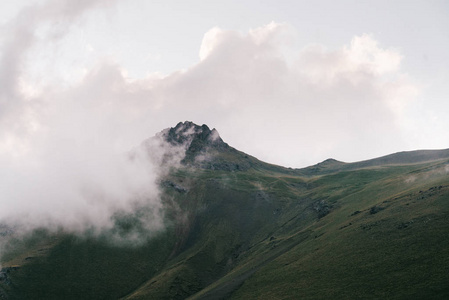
[[1, 122, 449, 300]]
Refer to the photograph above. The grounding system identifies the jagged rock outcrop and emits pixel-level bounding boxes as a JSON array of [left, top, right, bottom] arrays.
[[160, 121, 228, 160], [158, 121, 251, 171]]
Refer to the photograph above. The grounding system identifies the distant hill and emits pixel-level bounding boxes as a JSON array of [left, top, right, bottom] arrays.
[[1, 121, 449, 300], [300, 149, 449, 175]]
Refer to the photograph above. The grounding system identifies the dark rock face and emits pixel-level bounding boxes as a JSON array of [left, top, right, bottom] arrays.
[[163, 122, 226, 148], [145, 121, 251, 172], [162, 180, 188, 193], [369, 206, 385, 215], [313, 200, 332, 218], [160, 121, 228, 161], [158, 121, 242, 170]]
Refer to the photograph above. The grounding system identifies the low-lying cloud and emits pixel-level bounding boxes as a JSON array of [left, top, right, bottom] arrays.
[[0, 0, 170, 236], [0, 1, 428, 235]]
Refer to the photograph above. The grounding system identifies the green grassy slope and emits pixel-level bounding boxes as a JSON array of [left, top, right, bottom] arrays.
[[230, 163, 449, 299], [123, 157, 449, 299], [2, 229, 177, 300], [299, 148, 449, 175], [1, 123, 448, 299]]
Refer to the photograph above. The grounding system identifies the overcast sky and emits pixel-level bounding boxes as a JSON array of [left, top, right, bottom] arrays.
[[1, 0, 449, 231], [1, 0, 448, 167]]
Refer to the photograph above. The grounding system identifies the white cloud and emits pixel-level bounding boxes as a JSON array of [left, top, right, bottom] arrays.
[[155, 25, 417, 166], [199, 27, 222, 61], [346, 34, 402, 75], [0, 0, 426, 236], [0, 0, 167, 235], [296, 34, 403, 85]]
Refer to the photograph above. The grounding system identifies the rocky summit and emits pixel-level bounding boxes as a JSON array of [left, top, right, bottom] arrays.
[[160, 121, 228, 162], [1, 122, 449, 300]]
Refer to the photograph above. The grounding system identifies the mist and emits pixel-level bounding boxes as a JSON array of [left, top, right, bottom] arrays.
[[0, 0, 434, 237], [0, 1, 176, 237]]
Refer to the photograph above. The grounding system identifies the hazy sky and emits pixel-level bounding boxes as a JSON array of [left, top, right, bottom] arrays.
[[1, 0, 448, 167], [0, 0, 448, 232]]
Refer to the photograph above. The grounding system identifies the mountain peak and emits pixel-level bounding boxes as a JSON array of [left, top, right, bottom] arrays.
[[158, 121, 228, 162], [318, 158, 343, 165], [162, 121, 224, 145]]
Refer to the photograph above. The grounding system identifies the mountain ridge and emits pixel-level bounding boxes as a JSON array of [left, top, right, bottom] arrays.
[[160, 121, 449, 175], [300, 148, 449, 175], [1, 121, 449, 299]]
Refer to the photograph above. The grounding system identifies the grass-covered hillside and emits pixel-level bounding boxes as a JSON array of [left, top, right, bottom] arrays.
[[1, 122, 449, 299]]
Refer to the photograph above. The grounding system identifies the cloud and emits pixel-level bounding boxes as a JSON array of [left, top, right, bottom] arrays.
[[296, 33, 403, 85], [0, 0, 169, 235], [143, 24, 418, 166], [0, 62, 187, 233], [0, 1, 422, 238]]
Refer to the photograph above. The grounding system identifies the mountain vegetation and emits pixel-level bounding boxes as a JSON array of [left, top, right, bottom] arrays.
[[1, 122, 449, 299]]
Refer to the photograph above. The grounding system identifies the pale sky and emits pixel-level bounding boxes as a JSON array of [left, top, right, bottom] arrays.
[[1, 0, 449, 231], [1, 0, 448, 167]]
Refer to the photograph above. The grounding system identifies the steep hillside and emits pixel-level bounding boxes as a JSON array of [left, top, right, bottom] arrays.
[[1, 122, 449, 299]]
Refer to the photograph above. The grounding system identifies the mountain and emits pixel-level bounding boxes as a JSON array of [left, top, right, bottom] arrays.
[[1, 121, 449, 299], [300, 149, 449, 175]]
